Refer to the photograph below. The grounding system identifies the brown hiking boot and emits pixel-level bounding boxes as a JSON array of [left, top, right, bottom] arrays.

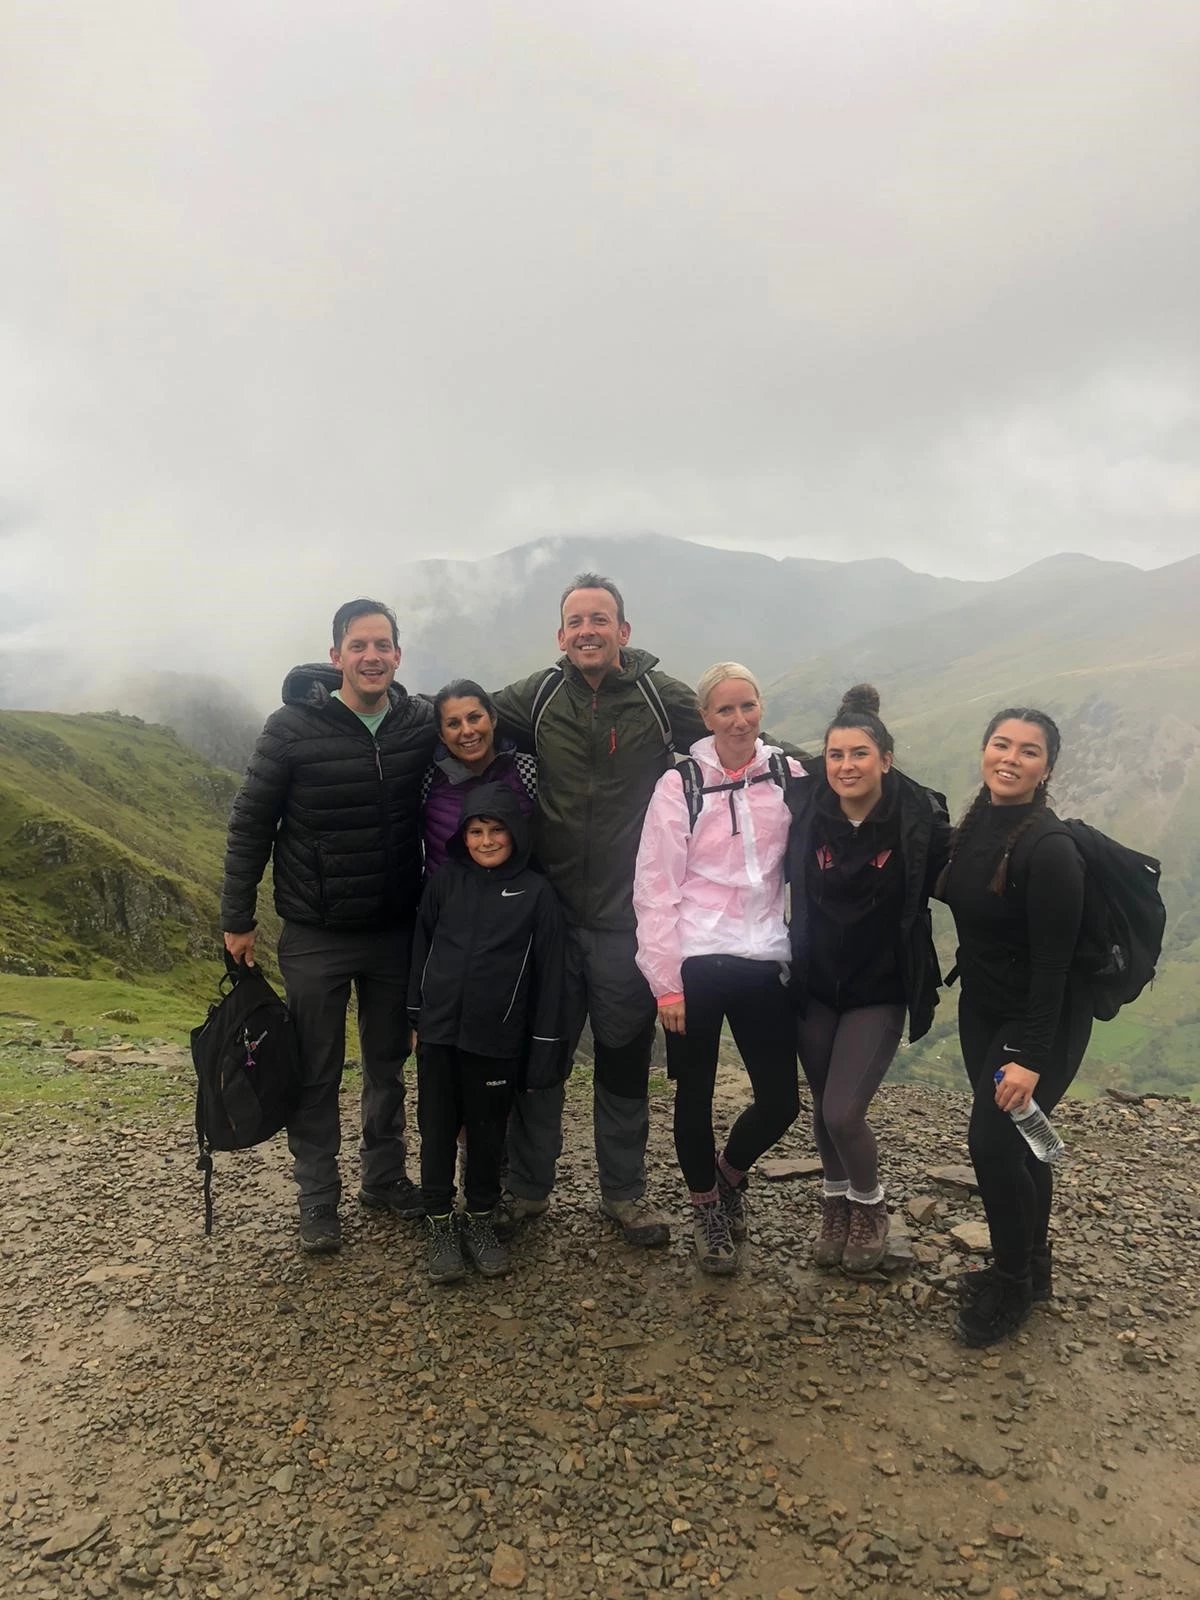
[[842, 1199, 889, 1273], [716, 1170, 749, 1243], [599, 1195, 671, 1248], [812, 1193, 851, 1268]]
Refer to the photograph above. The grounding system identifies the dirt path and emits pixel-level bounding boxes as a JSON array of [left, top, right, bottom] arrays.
[[1, 1063, 1198, 1599]]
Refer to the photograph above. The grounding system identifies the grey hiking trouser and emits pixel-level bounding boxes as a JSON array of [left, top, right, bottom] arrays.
[[797, 999, 905, 1198], [276, 920, 413, 1211], [504, 925, 656, 1203]]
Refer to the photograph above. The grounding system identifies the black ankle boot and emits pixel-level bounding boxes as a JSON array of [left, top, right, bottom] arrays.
[[956, 1269, 1033, 1347], [959, 1248, 1053, 1307]]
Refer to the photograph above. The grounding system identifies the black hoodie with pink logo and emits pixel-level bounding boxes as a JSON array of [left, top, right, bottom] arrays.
[[787, 767, 950, 1038]]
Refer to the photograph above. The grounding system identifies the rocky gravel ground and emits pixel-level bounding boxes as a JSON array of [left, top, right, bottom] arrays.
[[1, 1042, 1199, 1600]]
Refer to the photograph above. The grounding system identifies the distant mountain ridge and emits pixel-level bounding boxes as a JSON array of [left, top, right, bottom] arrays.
[[393, 532, 1001, 689], [2, 534, 1195, 1094]]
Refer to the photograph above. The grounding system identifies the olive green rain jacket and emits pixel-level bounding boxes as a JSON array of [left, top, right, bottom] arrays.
[[492, 649, 707, 933]]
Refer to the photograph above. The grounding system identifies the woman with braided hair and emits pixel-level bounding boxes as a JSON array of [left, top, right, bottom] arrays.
[[786, 686, 950, 1273], [939, 709, 1090, 1347]]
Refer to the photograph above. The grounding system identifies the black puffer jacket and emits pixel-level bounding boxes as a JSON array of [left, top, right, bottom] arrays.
[[407, 785, 568, 1088], [221, 664, 436, 933], [787, 765, 951, 1041]]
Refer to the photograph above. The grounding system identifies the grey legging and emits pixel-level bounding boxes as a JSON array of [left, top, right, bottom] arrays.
[[796, 999, 905, 1198]]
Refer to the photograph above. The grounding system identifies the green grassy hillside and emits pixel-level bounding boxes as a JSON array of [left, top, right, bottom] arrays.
[[0, 710, 264, 1031]]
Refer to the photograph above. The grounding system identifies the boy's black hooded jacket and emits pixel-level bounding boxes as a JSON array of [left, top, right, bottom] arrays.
[[407, 784, 568, 1089], [786, 764, 951, 1041]]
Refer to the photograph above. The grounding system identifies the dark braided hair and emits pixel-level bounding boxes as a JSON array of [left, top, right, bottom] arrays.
[[935, 707, 1061, 896], [824, 683, 894, 757]]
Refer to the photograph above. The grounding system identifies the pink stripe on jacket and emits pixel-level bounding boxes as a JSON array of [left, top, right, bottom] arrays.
[[633, 738, 807, 1000]]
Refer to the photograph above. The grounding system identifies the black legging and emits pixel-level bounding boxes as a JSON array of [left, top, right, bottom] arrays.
[[668, 955, 800, 1194], [959, 982, 1092, 1277]]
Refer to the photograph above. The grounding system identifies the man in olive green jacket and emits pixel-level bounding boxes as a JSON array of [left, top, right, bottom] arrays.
[[490, 573, 707, 1246]]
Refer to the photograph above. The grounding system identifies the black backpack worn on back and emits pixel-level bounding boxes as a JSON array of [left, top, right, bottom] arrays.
[[1062, 819, 1166, 1022], [191, 953, 302, 1234]]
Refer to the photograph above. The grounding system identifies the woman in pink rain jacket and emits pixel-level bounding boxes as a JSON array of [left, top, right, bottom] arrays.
[[633, 662, 807, 1277]]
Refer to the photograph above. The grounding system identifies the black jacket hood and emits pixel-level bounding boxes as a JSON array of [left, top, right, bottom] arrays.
[[281, 662, 410, 708], [449, 782, 532, 874]]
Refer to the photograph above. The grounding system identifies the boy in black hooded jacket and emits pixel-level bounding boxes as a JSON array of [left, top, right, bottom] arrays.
[[409, 783, 567, 1281]]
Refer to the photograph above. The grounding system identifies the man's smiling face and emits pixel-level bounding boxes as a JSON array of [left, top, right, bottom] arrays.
[[330, 611, 401, 712], [557, 587, 630, 682]]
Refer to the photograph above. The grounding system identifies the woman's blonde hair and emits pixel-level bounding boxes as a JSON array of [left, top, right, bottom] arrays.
[[695, 661, 762, 712]]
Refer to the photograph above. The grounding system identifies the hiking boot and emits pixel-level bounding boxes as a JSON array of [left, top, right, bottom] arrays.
[[842, 1199, 890, 1274], [425, 1213, 465, 1284], [811, 1194, 851, 1269], [462, 1211, 511, 1279], [956, 1270, 1033, 1347], [958, 1248, 1053, 1305], [599, 1195, 671, 1248], [691, 1198, 739, 1276], [492, 1191, 549, 1241], [298, 1203, 341, 1255], [359, 1176, 424, 1220], [716, 1170, 749, 1243]]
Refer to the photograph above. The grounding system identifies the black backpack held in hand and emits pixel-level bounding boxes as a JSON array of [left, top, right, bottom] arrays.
[[191, 953, 301, 1234], [1063, 820, 1166, 1022]]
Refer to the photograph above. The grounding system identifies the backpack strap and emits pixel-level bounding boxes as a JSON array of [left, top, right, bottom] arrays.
[[530, 666, 567, 754], [195, 1099, 214, 1237], [636, 674, 676, 757], [676, 758, 705, 832], [533, 664, 676, 760], [765, 751, 791, 794], [679, 753, 793, 835]]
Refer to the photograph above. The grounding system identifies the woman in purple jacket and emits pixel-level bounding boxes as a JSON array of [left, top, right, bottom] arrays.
[[422, 680, 538, 876]]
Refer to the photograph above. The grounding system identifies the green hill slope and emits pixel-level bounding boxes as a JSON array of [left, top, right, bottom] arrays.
[[0, 711, 251, 1032], [768, 554, 1200, 1096]]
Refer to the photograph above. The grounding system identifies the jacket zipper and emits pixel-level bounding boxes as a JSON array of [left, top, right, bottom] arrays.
[[501, 936, 534, 1023], [582, 691, 598, 922]]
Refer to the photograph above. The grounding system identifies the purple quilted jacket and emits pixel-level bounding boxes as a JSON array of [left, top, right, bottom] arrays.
[[420, 742, 538, 877]]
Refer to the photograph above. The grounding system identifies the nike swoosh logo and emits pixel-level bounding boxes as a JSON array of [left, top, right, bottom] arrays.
[[1002, 1045, 1022, 1054], [500, 889, 525, 898]]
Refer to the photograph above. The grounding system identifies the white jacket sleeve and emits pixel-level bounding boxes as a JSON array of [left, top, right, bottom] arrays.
[[633, 768, 691, 999]]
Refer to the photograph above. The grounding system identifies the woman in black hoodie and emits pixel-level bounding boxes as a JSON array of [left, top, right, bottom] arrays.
[[409, 783, 567, 1283], [787, 686, 950, 1272], [938, 707, 1089, 1347]]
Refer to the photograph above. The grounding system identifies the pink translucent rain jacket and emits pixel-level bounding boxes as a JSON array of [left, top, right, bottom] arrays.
[[633, 737, 808, 1000]]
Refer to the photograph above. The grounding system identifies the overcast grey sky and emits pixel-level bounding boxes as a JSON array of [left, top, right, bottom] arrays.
[[2, 0, 1197, 694]]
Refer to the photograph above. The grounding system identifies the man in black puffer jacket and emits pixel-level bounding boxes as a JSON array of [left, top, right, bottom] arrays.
[[221, 599, 436, 1254]]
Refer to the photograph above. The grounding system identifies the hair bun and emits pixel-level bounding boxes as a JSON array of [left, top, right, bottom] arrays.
[[838, 683, 880, 717]]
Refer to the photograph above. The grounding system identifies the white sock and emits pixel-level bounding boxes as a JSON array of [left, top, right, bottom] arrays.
[[822, 1179, 850, 1199], [848, 1184, 884, 1206]]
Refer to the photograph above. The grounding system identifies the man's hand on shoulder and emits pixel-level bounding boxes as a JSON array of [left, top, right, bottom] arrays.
[[223, 930, 257, 967]]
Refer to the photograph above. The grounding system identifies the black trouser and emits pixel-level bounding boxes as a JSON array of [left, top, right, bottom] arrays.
[[668, 955, 800, 1195], [959, 983, 1092, 1277], [276, 919, 413, 1210], [417, 1044, 519, 1215]]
